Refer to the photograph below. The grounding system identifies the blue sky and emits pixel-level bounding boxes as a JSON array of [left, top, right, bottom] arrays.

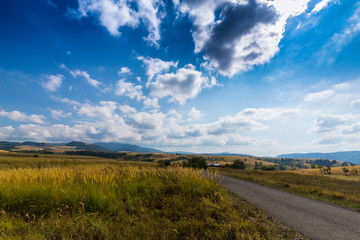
[[1, 0, 360, 156]]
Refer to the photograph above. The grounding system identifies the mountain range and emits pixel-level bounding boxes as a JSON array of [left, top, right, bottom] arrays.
[[277, 152, 360, 165]]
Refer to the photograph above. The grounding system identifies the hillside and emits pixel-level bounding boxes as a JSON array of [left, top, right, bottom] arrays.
[[94, 142, 164, 153], [277, 151, 360, 165], [65, 141, 108, 152]]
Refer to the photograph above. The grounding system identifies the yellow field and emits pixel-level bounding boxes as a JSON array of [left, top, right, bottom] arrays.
[[0, 152, 304, 239]]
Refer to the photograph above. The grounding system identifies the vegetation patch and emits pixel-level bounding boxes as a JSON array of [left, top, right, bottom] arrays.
[[0, 153, 305, 239]]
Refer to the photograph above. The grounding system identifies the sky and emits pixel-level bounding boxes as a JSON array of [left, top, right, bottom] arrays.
[[1, 0, 360, 156]]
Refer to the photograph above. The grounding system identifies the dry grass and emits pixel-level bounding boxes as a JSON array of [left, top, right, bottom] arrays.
[[0, 152, 305, 239]]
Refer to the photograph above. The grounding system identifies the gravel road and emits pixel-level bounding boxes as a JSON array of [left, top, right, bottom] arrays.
[[222, 176, 360, 240]]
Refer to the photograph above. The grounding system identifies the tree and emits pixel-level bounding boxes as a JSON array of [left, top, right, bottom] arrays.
[[158, 160, 171, 168], [230, 160, 246, 169], [183, 157, 208, 169], [318, 165, 324, 174], [342, 167, 349, 176], [325, 165, 332, 175], [311, 164, 316, 169]]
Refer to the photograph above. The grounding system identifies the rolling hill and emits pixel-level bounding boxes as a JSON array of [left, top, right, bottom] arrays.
[[277, 151, 360, 165], [94, 142, 164, 153]]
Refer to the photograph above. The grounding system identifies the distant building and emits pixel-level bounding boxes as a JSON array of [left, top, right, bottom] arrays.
[[208, 163, 221, 167]]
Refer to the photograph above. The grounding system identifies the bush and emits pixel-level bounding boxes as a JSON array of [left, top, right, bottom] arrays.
[[183, 157, 208, 169], [230, 160, 246, 169], [260, 165, 277, 171], [157, 160, 171, 167]]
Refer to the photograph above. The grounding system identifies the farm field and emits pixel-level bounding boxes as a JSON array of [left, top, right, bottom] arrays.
[[219, 167, 360, 210], [0, 152, 305, 239]]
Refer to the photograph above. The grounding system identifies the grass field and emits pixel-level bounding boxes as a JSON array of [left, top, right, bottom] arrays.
[[0, 152, 305, 239], [220, 167, 360, 211]]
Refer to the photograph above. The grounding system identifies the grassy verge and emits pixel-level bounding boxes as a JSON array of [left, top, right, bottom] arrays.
[[0, 153, 306, 239], [219, 168, 360, 210]]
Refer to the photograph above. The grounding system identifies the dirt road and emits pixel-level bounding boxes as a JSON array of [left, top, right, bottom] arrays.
[[222, 176, 360, 240]]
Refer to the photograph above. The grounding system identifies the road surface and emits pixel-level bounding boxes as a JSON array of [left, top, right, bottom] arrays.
[[222, 176, 360, 240]]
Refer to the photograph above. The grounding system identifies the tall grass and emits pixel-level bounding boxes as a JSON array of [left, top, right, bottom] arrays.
[[0, 154, 305, 240]]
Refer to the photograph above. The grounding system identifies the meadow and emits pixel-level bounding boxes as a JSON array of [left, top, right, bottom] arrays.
[[0, 152, 304, 239], [220, 167, 360, 210]]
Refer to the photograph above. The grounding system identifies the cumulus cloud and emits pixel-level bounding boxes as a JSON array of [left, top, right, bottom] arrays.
[[137, 56, 178, 81], [308, 112, 355, 133], [127, 111, 165, 130], [143, 97, 159, 109], [118, 67, 132, 75], [175, 0, 311, 76], [0, 126, 15, 139], [74, 0, 163, 46], [42, 74, 63, 91], [50, 109, 72, 120], [304, 89, 334, 102], [115, 79, 144, 101], [78, 101, 119, 119], [119, 105, 137, 113], [188, 107, 204, 121], [148, 64, 210, 104], [0, 110, 45, 124]]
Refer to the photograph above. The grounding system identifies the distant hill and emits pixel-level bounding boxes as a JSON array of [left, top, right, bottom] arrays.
[[203, 152, 253, 157], [94, 142, 164, 153], [0, 141, 20, 150], [277, 151, 360, 164], [65, 141, 108, 152]]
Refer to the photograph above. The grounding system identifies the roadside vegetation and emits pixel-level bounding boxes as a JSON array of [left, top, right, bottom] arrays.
[[220, 167, 360, 210], [0, 152, 305, 239]]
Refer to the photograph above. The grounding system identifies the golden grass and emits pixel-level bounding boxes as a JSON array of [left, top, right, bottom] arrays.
[[0, 152, 305, 239]]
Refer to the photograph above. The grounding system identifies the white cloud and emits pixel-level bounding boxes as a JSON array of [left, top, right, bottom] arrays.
[[118, 67, 132, 75], [119, 105, 137, 113], [71, 70, 101, 88], [175, 0, 311, 76], [50, 109, 72, 120], [308, 112, 355, 133], [42, 74, 63, 91], [304, 90, 334, 102], [333, 82, 351, 90], [311, 0, 338, 13], [78, 101, 119, 119], [148, 64, 209, 104], [127, 111, 165, 130], [74, 0, 163, 46], [188, 107, 204, 121], [318, 3, 360, 64], [60, 97, 81, 106], [137, 56, 178, 82], [0, 110, 45, 124], [115, 79, 144, 101], [61, 64, 102, 88], [351, 99, 360, 108], [143, 97, 159, 109]]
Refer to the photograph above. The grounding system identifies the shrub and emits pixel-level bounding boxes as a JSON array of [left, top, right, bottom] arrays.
[[230, 160, 246, 169], [260, 165, 277, 171], [183, 157, 208, 169]]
